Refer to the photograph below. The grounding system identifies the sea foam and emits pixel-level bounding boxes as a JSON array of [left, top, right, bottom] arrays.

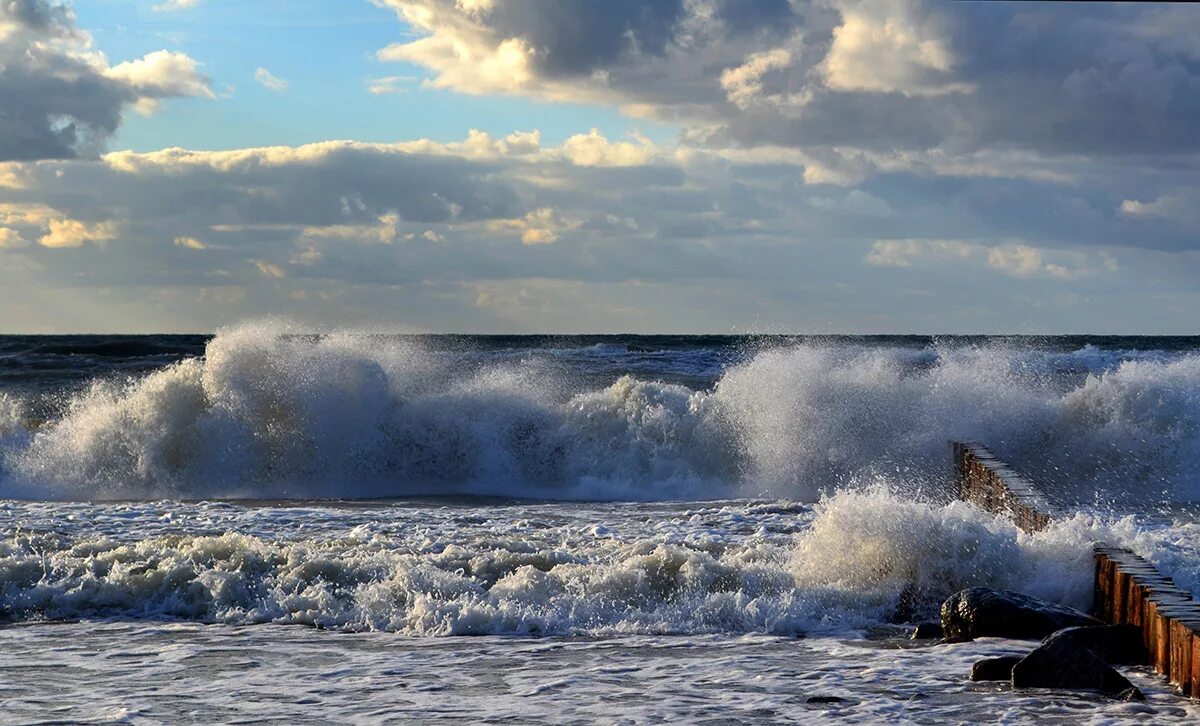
[[0, 322, 1197, 501], [0, 488, 1118, 633]]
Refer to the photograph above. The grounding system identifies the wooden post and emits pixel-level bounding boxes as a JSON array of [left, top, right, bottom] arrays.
[[953, 445, 1200, 700]]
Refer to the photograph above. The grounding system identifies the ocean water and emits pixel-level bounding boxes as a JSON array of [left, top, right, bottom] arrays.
[[1, 325, 1199, 723]]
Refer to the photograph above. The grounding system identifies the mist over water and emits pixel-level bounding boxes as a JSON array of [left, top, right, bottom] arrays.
[[0, 323, 1196, 504]]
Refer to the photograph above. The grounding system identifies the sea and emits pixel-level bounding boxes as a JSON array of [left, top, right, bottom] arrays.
[[1, 323, 1198, 724]]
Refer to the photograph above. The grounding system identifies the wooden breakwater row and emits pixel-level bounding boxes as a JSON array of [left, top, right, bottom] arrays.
[[1095, 546, 1200, 696], [952, 441, 1200, 697], [952, 441, 1064, 534]]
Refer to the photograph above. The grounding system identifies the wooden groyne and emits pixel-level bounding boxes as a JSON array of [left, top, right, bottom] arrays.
[[952, 441, 1064, 534], [952, 441, 1200, 696], [1094, 546, 1200, 696]]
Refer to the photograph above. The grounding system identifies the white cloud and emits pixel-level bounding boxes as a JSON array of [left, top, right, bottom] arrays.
[[153, 0, 202, 11], [379, 31, 539, 96], [865, 239, 978, 267], [254, 261, 287, 279], [821, 0, 974, 97], [558, 129, 657, 167], [866, 238, 1105, 280], [300, 213, 402, 245], [0, 227, 29, 249], [367, 76, 417, 95], [720, 48, 810, 110], [174, 236, 208, 250], [39, 219, 121, 249], [486, 207, 579, 245], [254, 67, 288, 92], [107, 50, 215, 101], [1119, 195, 1197, 223], [1, 6, 214, 159]]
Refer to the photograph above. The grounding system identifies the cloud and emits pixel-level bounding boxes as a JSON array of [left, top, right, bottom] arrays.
[[174, 236, 207, 250], [108, 50, 216, 112], [720, 48, 809, 110], [39, 218, 120, 249], [0, 228, 29, 249], [0, 125, 1192, 332], [485, 207, 579, 245], [820, 0, 974, 97], [810, 190, 893, 217], [0, 1, 213, 161], [367, 75, 416, 94], [254, 67, 288, 92], [153, 0, 201, 11], [558, 129, 656, 167], [254, 260, 286, 278], [374, 0, 1200, 175], [1119, 194, 1199, 224], [865, 239, 977, 268], [866, 239, 1107, 280]]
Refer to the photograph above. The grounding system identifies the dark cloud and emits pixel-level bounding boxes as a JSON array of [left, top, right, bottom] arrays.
[[380, 0, 1200, 159], [0, 0, 212, 161], [480, 0, 686, 76]]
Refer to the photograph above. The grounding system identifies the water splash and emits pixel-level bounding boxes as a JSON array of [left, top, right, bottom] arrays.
[[0, 322, 1196, 502]]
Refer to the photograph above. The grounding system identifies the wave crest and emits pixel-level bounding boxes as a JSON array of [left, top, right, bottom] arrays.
[[2, 323, 1197, 501]]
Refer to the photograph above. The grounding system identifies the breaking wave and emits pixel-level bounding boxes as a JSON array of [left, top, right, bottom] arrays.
[[0, 322, 1197, 502], [0, 487, 1115, 633]]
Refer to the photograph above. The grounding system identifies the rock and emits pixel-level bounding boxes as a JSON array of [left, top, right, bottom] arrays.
[[1011, 635, 1139, 697], [910, 622, 943, 640], [1037, 625, 1147, 665], [804, 696, 846, 704], [1117, 687, 1147, 702], [940, 588, 1100, 642], [970, 655, 1023, 681]]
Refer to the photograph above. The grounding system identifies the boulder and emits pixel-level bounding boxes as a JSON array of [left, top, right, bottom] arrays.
[[1036, 625, 1147, 665], [970, 655, 1022, 681], [940, 588, 1100, 642], [910, 622, 943, 640], [1011, 636, 1141, 698]]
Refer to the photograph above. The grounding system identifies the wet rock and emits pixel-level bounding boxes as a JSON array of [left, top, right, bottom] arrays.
[[910, 622, 943, 640], [940, 588, 1100, 642], [1011, 636, 1139, 697], [970, 655, 1022, 681], [1038, 625, 1147, 665]]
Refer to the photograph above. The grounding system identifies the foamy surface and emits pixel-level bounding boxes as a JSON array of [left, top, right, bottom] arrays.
[[1, 496, 1198, 723], [1, 328, 1199, 721]]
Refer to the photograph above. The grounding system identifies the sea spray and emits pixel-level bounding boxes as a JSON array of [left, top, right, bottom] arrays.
[[790, 484, 1113, 616], [0, 323, 1197, 501]]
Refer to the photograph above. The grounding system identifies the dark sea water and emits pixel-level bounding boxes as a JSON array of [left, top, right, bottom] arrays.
[[1, 325, 1198, 723]]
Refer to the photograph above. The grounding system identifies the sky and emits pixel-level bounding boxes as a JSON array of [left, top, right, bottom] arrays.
[[0, 0, 1198, 334]]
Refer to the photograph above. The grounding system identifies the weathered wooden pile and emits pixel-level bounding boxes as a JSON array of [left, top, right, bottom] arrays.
[[1095, 546, 1200, 697], [952, 441, 1200, 699]]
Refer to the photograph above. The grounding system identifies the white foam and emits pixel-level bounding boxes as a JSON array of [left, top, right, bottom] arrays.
[[0, 489, 1129, 633], [1, 323, 1197, 501]]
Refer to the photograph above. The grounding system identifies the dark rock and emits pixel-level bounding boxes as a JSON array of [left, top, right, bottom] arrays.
[[910, 622, 943, 640], [940, 588, 1100, 642], [1011, 636, 1139, 697], [890, 584, 923, 624], [970, 655, 1023, 681], [1117, 687, 1146, 702], [1037, 625, 1147, 665], [804, 696, 846, 704]]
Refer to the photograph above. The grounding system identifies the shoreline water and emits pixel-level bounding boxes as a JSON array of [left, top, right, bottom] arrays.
[[1, 330, 1199, 722]]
